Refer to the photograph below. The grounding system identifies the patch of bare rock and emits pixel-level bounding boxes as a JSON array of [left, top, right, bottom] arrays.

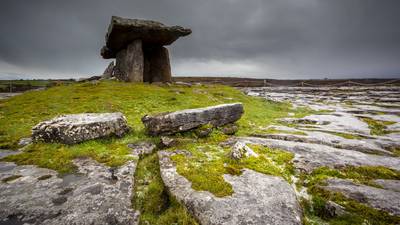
[[158, 150, 303, 225], [0, 158, 138, 225]]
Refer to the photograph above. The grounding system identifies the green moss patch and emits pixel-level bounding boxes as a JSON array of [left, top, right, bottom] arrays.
[[170, 135, 295, 197], [302, 166, 400, 188], [300, 165, 400, 224], [305, 186, 400, 225], [134, 153, 198, 225], [2, 139, 136, 174], [360, 117, 396, 136]]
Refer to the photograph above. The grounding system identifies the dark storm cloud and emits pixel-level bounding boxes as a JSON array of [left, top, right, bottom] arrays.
[[0, 0, 399, 79]]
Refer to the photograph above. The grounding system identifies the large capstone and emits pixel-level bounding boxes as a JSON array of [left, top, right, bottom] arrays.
[[100, 16, 191, 83], [32, 113, 130, 144], [101, 16, 191, 58], [142, 103, 244, 136]]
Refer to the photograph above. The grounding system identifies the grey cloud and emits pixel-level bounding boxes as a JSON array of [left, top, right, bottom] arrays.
[[0, 0, 399, 79]]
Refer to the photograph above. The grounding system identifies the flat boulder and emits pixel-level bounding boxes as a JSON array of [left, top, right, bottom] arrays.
[[142, 103, 244, 136], [32, 113, 130, 144], [101, 16, 192, 59], [158, 150, 302, 225]]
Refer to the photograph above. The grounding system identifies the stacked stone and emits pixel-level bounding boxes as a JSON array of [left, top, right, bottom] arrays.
[[100, 16, 191, 83]]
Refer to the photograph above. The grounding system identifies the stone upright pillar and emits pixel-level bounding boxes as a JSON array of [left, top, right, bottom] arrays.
[[143, 46, 172, 83], [115, 40, 144, 82]]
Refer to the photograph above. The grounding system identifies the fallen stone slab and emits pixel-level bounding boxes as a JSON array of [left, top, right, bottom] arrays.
[[158, 150, 302, 225], [142, 103, 244, 136], [32, 113, 130, 144], [321, 178, 400, 216], [230, 137, 400, 173], [0, 158, 139, 225]]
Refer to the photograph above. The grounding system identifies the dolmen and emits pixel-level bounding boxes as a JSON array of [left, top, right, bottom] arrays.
[[32, 113, 130, 144], [100, 16, 191, 83], [142, 103, 244, 136]]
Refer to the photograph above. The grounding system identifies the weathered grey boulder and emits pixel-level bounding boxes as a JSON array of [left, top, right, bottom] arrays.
[[160, 136, 177, 148], [101, 16, 191, 58], [222, 123, 239, 135], [32, 113, 130, 144], [229, 141, 258, 160], [321, 178, 400, 216], [0, 158, 139, 225], [142, 103, 244, 136], [127, 141, 156, 157], [158, 150, 303, 225]]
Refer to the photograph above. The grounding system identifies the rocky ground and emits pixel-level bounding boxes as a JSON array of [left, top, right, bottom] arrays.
[[236, 86, 400, 223], [0, 153, 139, 225], [1, 84, 399, 225], [157, 85, 400, 224]]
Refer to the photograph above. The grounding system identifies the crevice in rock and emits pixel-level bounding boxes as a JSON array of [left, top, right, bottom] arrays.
[[132, 152, 198, 225]]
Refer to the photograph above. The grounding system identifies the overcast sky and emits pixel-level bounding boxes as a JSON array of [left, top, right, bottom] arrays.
[[0, 0, 399, 79]]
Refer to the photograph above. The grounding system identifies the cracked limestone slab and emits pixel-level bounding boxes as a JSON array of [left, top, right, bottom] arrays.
[[158, 150, 302, 225], [231, 137, 400, 173], [0, 157, 139, 225], [254, 125, 391, 155]]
